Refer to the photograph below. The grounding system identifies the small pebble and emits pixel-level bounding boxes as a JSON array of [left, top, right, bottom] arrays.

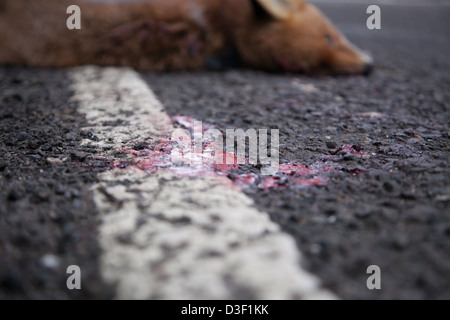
[[40, 254, 61, 270], [326, 141, 338, 149], [46, 157, 63, 166]]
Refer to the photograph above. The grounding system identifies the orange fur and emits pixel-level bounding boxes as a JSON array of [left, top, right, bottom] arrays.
[[0, 0, 373, 75]]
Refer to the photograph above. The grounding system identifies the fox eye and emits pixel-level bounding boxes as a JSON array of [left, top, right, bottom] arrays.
[[325, 34, 335, 46]]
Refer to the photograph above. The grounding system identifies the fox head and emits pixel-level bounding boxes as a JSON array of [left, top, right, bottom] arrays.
[[229, 0, 373, 75]]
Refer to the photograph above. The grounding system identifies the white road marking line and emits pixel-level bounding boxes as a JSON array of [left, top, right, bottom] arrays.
[[69, 66, 336, 300]]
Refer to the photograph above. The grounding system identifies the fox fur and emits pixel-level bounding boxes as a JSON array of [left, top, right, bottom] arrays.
[[0, 0, 373, 75]]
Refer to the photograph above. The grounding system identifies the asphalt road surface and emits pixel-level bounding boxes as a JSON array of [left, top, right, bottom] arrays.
[[0, 1, 449, 300]]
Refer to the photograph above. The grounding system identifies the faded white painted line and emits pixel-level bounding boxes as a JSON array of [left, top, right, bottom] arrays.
[[69, 66, 336, 300]]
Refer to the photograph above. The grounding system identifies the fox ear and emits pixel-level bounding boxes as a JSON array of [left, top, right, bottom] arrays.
[[251, 0, 299, 20]]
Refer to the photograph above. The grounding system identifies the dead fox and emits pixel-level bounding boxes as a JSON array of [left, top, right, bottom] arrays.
[[0, 0, 373, 75]]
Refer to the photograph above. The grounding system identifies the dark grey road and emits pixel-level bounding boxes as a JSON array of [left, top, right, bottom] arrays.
[[144, 1, 450, 299], [1, 0, 449, 300]]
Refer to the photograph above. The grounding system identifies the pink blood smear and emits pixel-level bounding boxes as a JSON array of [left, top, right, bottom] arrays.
[[172, 115, 216, 132], [108, 116, 367, 190], [325, 144, 369, 159]]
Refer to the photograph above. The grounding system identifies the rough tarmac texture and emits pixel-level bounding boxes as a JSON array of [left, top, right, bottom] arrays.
[[69, 66, 334, 300], [0, 69, 112, 299], [143, 3, 450, 299], [0, 2, 449, 300]]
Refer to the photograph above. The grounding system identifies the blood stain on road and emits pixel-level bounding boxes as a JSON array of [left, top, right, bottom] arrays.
[[93, 116, 369, 190]]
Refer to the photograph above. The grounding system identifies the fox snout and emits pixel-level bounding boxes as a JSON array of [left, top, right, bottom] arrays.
[[324, 34, 374, 76], [234, 0, 374, 76]]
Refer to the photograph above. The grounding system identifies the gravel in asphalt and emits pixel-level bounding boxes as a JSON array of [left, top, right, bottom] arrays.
[[0, 1, 449, 300]]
